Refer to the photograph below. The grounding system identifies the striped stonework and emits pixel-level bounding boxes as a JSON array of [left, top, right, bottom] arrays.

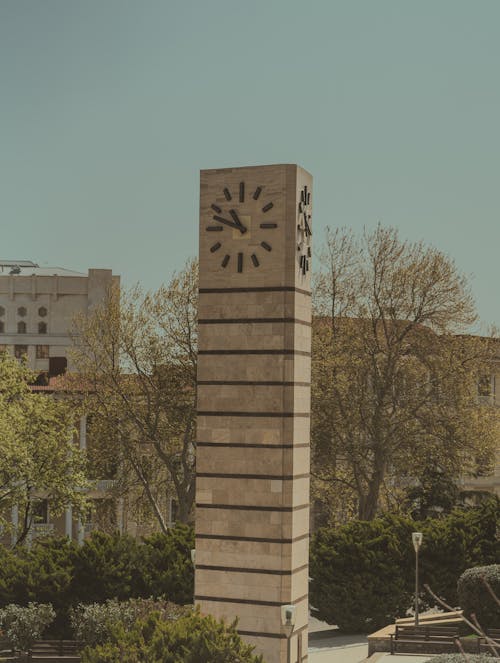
[[196, 164, 312, 663]]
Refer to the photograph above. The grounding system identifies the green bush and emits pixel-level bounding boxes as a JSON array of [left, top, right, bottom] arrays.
[[141, 524, 194, 605], [81, 610, 264, 663], [421, 498, 500, 607], [310, 513, 414, 632], [71, 598, 186, 647], [310, 498, 500, 632], [0, 602, 55, 651], [457, 565, 500, 630], [70, 531, 145, 605]]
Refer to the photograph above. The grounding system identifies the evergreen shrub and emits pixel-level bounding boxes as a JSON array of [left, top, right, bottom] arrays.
[[80, 610, 264, 663], [310, 498, 500, 632]]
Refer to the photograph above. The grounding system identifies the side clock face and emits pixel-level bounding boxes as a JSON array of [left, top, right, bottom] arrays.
[[297, 185, 312, 275], [205, 182, 277, 273]]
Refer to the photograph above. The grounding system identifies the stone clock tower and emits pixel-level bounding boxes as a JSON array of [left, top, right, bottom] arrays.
[[196, 164, 312, 663]]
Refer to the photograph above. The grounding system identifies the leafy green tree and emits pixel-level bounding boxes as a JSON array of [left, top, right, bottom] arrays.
[[0, 353, 88, 544], [312, 225, 499, 521]]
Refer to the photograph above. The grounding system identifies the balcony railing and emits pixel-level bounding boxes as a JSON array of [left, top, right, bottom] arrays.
[[31, 523, 55, 538]]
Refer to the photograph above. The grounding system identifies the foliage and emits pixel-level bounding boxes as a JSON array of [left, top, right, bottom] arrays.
[[0, 602, 55, 651], [310, 513, 414, 632], [81, 610, 264, 663], [70, 259, 198, 529], [0, 352, 88, 544], [310, 499, 500, 632], [69, 531, 145, 605], [421, 499, 500, 607], [458, 565, 500, 630], [0, 528, 194, 638], [312, 225, 499, 521], [141, 524, 195, 605], [71, 598, 186, 647]]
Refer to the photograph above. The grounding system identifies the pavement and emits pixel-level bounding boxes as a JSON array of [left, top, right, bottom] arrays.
[[307, 617, 436, 663]]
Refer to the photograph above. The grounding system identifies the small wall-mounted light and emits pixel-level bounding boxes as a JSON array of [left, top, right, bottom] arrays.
[[190, 548, 196, 565]]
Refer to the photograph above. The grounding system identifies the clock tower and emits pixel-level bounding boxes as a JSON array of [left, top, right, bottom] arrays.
[[196, 164, 312, 663]]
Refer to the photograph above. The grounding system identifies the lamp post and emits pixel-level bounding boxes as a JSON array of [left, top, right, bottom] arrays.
[[281, 604, 296, 663], [412, 532, 423, 626]]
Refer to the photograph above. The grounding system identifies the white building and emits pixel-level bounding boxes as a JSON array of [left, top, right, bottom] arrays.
[[0, 259, 121, 544], [0, 259, 119, 374]]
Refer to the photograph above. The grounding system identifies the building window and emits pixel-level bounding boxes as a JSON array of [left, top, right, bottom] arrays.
[[0, 306, 4, 316], [32, 499, 49, 524], [0, 321, 4, 333], [14, 345, 28, 358], [17, 321, 27, 334], [38, 306, 48, 317], [36, 345, 49, 359], [38, 322, 47, 334], [0, 345, 7, 353], [17, 307, 27, 317]]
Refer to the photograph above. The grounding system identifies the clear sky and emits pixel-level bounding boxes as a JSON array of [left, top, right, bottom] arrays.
[[1, 0, 499, 327]]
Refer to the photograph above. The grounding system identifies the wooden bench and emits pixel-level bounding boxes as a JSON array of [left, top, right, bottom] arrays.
[[390, 624, 461, 655], [27, 640, 82, 662], [478, 628, 500, 656]]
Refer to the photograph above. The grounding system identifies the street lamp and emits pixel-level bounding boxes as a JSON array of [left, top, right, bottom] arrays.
[[281, 604, 296, 663], [412, 532, 423, 626]]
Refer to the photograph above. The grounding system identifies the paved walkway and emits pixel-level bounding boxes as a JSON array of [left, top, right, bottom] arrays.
[[307, 617, 436, 662]]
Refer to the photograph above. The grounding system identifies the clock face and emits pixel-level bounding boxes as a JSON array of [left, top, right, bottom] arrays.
[[297, 185, 312, 275], [205, 181, 277, 273]]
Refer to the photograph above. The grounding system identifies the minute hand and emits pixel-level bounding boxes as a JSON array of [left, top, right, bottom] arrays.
[[212, 215, 246, 233]]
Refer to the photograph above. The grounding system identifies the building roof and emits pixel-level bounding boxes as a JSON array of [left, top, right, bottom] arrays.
[[0, 260, 85, 277]]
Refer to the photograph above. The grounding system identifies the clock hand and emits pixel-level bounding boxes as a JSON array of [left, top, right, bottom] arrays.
[[212, 215, 245, 232], [229, 209, 247, 234]]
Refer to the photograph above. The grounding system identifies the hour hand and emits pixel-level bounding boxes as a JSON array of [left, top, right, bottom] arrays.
[[212, 215, 243, 232], [229, 209, 247, 234]]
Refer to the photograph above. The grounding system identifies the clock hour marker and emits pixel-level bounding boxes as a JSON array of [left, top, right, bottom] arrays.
[[223, 188, 232, 201], [251, 254, 259, 267], [253, 186, 262, 200], [239, 182, 244, 203], [210, 242, 222, 253], [221, 254, 230, 268], [260, 223, 277, 229], [237, 252, 243, 273], [211, 204, 222, 214], [261, 242, 272, 252], [262, 202, 273, 213], [206, 225, 223, 231]]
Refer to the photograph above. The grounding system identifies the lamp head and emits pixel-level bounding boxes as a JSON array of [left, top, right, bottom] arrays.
[[281, 604, 296, 638], [190, 548, 196, 565], [412, 532, 423, 552]]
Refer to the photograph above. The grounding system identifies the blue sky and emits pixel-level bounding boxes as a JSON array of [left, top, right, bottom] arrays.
[[1, 0, 499, 327]]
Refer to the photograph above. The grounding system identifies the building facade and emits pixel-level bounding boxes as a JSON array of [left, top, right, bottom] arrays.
[[0, 259, 121, 545], [0, 260, 119, 374]]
